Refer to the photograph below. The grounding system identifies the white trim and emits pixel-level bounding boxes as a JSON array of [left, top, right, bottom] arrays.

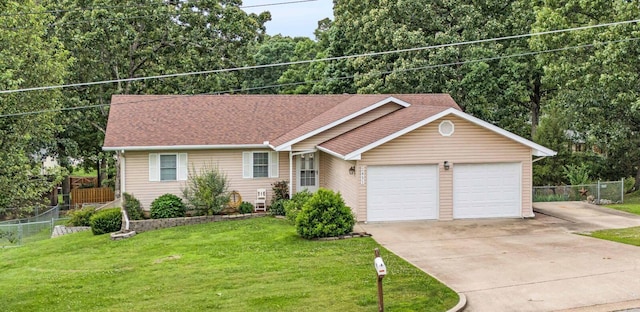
[[104, 144, 269, 152], [340, 108, 556, 160], [273, 97, 411, 151], [316, 146, 346, 159]]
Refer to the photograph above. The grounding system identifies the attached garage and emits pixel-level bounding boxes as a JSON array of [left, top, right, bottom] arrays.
[[367, 165, 438, 221], [453, 163, 521, 219]]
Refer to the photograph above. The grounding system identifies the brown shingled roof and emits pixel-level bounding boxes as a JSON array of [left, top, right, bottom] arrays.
[[317, 94, 460, 156], [103, 94, 460, 150], [103, 94, 352, 148]]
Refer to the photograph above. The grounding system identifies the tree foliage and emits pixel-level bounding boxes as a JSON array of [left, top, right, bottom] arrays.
[[0, 0, 70, 216]]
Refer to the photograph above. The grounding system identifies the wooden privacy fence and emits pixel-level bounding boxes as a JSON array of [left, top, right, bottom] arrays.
[[71, 187, 115, 206]]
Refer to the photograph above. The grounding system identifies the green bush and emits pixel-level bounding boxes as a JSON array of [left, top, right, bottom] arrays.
[[182, 164, 230, 215], [624, 177, 636, 194], [295, 188, 355, 239], [123, 193, 144, 220], [269, 199, 287, 216], [284, 190, 312, 223], [150, 194, 186, 219], [89, 208, 122, 235], [238, 201, 254, 214], [67, 206, 95, 226]]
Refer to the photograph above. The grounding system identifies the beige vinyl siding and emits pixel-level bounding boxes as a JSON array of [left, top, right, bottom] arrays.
[[292, 103, 402, 150], [124, 150, 290, 210], [320, 152, 359, 219], [359, 116, 532, 220]]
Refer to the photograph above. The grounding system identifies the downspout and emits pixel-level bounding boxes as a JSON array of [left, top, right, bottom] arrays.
[[121, 150, 129, 231], [289, 151, 293, 197]]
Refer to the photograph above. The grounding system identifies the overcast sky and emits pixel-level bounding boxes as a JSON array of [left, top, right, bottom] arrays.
[[242, 0, 334, 38]]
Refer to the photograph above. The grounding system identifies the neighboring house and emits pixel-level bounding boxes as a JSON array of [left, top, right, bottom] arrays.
[[103, 94, 556, 222]]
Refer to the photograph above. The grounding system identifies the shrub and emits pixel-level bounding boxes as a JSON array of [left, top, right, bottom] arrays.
[[67, 206, 95, 226], [123, 193, 143, 220], [238, 201, 254, 214], [269, 199, 287, 216], [271, 180, 289, 201], [89, 208, 122, 235], [182, 164, 230, 215], [624, 177, 636, 194], [284, 190, 312, 223], [295, 188, 355, 239], [150, 194, 186, 219]]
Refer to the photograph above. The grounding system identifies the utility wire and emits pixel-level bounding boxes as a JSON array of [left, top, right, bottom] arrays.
[[1, 18, 638, 95], [1, 36, 637, 118]]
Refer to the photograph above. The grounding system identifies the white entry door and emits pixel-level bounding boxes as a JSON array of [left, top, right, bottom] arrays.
[[297, 152, 318, 192]]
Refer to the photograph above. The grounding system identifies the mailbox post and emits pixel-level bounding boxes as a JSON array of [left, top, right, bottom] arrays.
[[374, 248, 387, 312]]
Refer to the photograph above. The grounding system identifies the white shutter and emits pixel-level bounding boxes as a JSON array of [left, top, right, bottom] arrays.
[[242, 152, 252, 178], [149, 153, 159, 181], [177, 153, 188, 181], [269, 151, 279, 178]]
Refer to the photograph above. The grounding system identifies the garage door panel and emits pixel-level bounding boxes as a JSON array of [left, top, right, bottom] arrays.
[[453, 163, 521, 219], [367, 165, 438, 221]]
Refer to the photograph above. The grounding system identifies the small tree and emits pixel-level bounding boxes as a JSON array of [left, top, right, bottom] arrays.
[[182, 164, 231, 215]]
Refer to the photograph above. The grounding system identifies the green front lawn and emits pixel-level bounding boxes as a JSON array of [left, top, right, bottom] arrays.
[[605, 190, 640, 215], [589, 227, 640, 247], [0, 218, 458, 311]]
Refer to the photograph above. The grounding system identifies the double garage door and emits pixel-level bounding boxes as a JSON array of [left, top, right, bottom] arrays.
[[367, 163, 521, 221]]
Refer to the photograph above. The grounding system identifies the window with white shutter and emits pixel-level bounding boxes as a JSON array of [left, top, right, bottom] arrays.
[[242, 151, 279, 179], [149, 153, 188, 181]]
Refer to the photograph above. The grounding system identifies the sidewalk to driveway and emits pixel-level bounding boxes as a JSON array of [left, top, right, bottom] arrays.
[[361, 202, 640, 311]]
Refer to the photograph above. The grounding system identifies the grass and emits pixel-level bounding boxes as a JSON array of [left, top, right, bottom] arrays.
[[0, 218, 458, 311], [605, 190, 640, 215], [589, 191, 640, 246], [589, 227, 640, 247], [71, 167, 97, 177]]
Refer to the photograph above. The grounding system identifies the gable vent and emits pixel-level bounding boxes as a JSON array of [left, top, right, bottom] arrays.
[[439, 120, 455, 136]]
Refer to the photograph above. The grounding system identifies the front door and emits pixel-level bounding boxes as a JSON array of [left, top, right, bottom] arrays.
[[297, 152, 318, 193]]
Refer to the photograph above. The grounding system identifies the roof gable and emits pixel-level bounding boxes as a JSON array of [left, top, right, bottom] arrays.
[[270, 96, 411, 151], [318, 108, 556, 160]]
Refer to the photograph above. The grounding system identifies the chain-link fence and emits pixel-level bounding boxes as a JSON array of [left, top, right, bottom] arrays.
[[0, 206, 68, 247], [533, 180, 625, 204]]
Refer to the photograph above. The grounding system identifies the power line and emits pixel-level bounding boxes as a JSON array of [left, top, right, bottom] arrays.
[[1, 36, 637, 118], [1, 18, 638, 95]]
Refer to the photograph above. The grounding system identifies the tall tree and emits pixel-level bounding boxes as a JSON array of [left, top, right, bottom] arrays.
[[314, 0, 546, 138], [0, 0, 70, 216], [45, 0, 269, 195], [531, 0, 640, 185]]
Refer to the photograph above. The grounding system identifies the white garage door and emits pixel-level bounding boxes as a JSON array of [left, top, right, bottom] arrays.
[[453, 163, 521, 219], [367, 165, 438, 221]]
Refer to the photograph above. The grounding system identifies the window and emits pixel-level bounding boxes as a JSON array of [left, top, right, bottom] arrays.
[[160, 155, 177, 181], [439, 120, 455, 136], [253, 152, 269, 178], [243, 151, 279, 179], [149, 153, 187, 181]]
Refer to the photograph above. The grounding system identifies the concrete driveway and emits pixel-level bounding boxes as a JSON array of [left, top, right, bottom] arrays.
[[360, 202, 640, 311]]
